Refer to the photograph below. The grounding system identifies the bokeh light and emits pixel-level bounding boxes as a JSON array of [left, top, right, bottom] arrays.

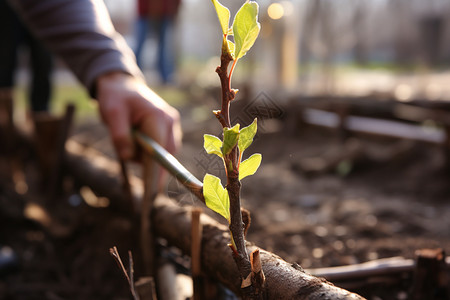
[[268, 3, 284, 20]]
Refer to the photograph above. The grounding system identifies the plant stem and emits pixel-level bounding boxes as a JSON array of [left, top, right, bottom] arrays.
[[214, 43, 234, 128], [227, 158, 251, 276], [215, 41, 253, 292]]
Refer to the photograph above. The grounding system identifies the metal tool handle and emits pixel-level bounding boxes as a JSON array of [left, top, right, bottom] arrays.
[[134, 131, 204, 202]]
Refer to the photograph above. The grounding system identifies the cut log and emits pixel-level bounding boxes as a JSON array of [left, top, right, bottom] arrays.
[[63, 139, 365, 300]]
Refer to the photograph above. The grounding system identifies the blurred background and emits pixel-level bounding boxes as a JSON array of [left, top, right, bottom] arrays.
[[106, 0, 450, 97], [3, 1, 450, 299], [12, 0, 450, 116]]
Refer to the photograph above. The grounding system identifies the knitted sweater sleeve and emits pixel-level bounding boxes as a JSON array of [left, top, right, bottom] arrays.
[[9, 0, 144, 97]]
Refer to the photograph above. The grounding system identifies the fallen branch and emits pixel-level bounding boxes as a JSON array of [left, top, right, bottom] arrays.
[[64, 139, 365, 299], [152, 194, 363, 299], [307, 256, 415, 282], [308, 255, 450, 291], [302, 108, 445, 144]]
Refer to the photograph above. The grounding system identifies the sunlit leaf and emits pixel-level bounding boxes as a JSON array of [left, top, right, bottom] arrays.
[[238, 118, 257, 154], [239, 153, 262, 181], [203, 174, 230, 222], [204, 134, 223, 158], [222, 124, 240, 156], [232, 1, 260, 60], [212, 0, 230, 35]]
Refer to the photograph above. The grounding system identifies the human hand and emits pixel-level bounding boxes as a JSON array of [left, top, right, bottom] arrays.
[[96, 72, 182, 160]]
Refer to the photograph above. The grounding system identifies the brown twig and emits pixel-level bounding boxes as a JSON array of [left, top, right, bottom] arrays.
[[109, 246, 140, 300], [129, 250, 136, 297]]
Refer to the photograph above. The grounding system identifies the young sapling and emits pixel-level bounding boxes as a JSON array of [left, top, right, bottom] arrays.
[[202, 0, 264, 297]]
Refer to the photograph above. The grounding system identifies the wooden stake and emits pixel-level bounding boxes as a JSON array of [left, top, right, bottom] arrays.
[[141, 154, 158, 276], [119, 159, 135, 212], [191, 208, 203, 300], [0, 89, 15, 184], [135, 277, 157, 300], [156, 261, 179, 300], [411, 248, 449, 300], [0, 88, 15, 155], [32, 104, 74, 201], [47, 104, 74, 201]]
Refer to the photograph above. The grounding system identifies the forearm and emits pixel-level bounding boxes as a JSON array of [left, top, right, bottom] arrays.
[[9, 0, 144, 97]]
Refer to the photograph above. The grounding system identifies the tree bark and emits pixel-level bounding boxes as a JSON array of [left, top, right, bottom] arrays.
[[63, 139, 365, 300], [152, 195, 364, 300]]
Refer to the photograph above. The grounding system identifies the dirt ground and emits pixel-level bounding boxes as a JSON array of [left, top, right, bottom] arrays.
[[1, 96, 450, 299]]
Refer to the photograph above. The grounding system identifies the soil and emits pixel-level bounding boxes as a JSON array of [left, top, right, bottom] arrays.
[[1, 97, 450, 300]]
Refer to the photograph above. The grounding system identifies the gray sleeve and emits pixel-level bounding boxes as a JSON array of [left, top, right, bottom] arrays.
[[9, 0, 144, 97]]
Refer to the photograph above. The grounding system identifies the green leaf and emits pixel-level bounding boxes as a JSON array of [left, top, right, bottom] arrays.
[[238, 118, 257, 154], [239, 153, 262, 181], [232, 1, 261, 60], [222, 124, 240, 156], [203, 174, 230, 222], [204, 134, 223, 158], [212, 0, 230, 35]]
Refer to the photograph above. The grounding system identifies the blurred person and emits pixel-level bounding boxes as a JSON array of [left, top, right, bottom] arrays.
[[0, 0, 53, 112], [0, 0, 181, 275], [134, 0, 181, 84], [8, 0, 182, 162]]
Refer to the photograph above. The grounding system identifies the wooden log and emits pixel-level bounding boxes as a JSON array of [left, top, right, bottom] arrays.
[[152, 195, 363, 299], [63, 139, 365, 299], [64, 139, 139, 213]]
